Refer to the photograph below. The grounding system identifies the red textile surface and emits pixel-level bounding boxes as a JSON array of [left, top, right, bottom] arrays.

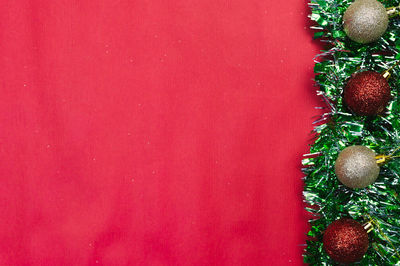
[[0, 1, 321, 265]]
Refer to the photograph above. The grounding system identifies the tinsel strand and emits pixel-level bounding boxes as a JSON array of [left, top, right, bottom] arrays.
[[304, 0, 400, 264]]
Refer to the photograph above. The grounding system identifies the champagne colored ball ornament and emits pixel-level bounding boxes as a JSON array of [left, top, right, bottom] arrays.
[[335, 145, 380, 189], [343, 0, 389, 44], [344, 71, 391, 116], [323, 218, 369, 264]]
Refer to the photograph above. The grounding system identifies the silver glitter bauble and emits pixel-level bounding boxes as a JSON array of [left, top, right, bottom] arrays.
[[335, 145, 380, 189], [343, 0, 388, 44]]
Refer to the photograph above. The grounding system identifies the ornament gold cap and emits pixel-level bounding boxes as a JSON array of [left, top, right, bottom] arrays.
[[382, 70, 391, 80], [382, 60, 400, 80], [362, 221, 374, 233]]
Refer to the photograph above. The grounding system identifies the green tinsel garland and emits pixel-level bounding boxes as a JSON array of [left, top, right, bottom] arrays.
[[304, 0, 400, 264]]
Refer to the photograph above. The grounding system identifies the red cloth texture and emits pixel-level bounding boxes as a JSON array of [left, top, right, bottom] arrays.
[[0, 1, 321, 265]]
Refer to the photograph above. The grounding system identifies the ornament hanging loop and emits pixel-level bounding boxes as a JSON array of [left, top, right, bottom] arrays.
[[386, 6, 400, 18], [376, 146, 400, 166], [375, 154, 389, 165]]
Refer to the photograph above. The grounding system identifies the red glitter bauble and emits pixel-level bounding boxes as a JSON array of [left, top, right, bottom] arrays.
[[323, 218, 369, 264], [344, 71, 391, 116]]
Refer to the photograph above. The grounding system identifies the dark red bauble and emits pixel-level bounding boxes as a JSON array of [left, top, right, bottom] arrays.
[[344, 71, 391, 116], [323, 218, 369, 264]]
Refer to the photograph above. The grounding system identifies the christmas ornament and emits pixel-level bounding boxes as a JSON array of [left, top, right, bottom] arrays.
[[343, 0, 388, 44], [323, 218, 369, 264], [343, 70, 391, 116], [335, 145, 380, 189], [306, 0, 400, 263]]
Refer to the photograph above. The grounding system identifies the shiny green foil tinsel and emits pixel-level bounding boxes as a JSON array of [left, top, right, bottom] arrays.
[[304, 0, 400, 264]]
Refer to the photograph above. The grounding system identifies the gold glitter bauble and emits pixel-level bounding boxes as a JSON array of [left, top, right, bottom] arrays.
[[335, 145, 380, 189], [343, 0, 388, 44]]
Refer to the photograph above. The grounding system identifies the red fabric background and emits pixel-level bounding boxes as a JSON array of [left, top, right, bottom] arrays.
[[0, 1, 322, 265]]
